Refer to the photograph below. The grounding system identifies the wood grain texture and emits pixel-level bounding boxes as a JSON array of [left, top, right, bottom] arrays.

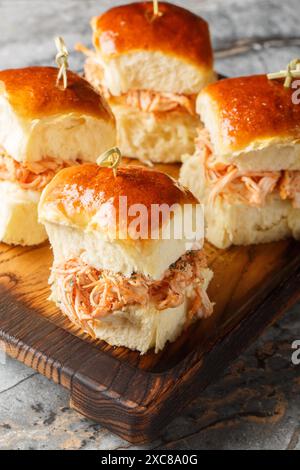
[[0, 160, 300, 442]]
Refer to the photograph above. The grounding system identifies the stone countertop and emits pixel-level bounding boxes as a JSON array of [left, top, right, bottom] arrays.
[[0, 0, 300, 450]]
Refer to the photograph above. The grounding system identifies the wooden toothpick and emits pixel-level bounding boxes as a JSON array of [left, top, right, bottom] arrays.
[[96, 147, 122, 178], [55, 36, 69, 90], [152, 0, 162, 18], [153, 0, 159, 16], [267, 59, 300, 88]]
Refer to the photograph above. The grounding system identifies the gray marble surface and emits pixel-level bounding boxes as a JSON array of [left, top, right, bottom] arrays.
[[0, 0, 300, 450]]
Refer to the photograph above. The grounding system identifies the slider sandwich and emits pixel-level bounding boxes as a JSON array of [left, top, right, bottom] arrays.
[[180, 74, 300, 249], [38, 163, 213, 353], [77, 1, 215, 163], [0, 66, 115, 245]]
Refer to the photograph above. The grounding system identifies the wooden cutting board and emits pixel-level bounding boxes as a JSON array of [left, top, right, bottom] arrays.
[[0, 160, 300, 444]]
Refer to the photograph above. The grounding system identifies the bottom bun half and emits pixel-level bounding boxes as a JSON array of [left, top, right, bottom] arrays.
[[49, 266, 212, 354], [0, 181, 47, 246], [111, 104, 199, 163], [180, 155, 300, 249]]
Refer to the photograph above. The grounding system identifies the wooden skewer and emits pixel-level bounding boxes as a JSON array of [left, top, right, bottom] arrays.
[[153, 0, 159, 16], [55, 36, 69, 90], [96, 147, 122, 178], [267, 58, 300, 88]]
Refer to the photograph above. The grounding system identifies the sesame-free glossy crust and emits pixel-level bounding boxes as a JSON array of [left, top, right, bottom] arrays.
[[201, 74, 300, 152], [0, 66, 115, 121], [40, 164, 197, 233], [92, 2, 213, 69]]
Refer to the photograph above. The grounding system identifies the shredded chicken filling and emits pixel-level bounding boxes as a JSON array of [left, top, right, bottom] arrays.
[[196, 129, 300, 208], [52, 251, 213, 335], [0, 152, 79, 191], [77, 44, 196, 115], [125, 90, 196, 115]]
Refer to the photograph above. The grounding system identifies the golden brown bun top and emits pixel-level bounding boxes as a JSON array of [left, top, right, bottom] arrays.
[[40, 163, 197, 232], [200, 74, 300, 152], [0, 66, 115, 121], [92, 2, 213, 68]]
